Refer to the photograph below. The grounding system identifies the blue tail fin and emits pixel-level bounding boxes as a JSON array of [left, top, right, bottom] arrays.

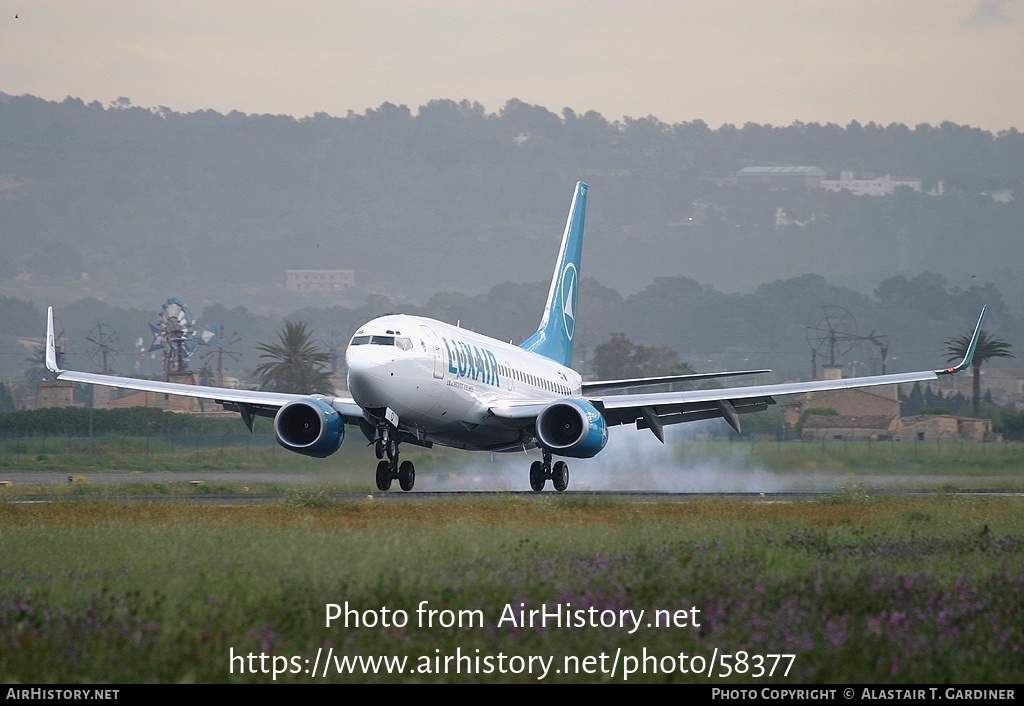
[[521, 182, 587, 367]]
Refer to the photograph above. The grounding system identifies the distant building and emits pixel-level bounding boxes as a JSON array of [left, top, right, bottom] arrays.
[[819, 170, 942, 197], [107, 371, 206, 413], [37, 380, 74, 409], [894, 414, 998, 442], [984, 188, 1015, 203], [736, 166, 826, 189], [107, 390, 173, 411], [975, 368, 1024, 408], [785, 386, 900, 441], [801, 414, 898, 442], [784, 375, 1000, 441], [286, 269, 354, 295]]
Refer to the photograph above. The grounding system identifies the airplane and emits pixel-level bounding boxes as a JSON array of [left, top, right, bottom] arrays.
[[44, 182, 987, 492]]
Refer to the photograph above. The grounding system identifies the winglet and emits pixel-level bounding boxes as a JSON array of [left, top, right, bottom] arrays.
[[45, 306, 62, 373], [937, 305, 987, 375]]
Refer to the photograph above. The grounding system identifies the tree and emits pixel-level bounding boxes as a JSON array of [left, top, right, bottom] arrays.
[[944, 330, 1014, 417], [0, 383, 17, 412], [591, 333, 695, 380], [1000, 410, 1024, 440], [23, 347, 55, 399], [253, 321, 334, 394]]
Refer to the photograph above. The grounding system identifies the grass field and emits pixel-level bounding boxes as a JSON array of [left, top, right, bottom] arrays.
[[1, 492, 1022, 683]]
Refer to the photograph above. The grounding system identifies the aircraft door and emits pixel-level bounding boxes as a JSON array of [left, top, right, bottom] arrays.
[[419, 325, 445, 379]]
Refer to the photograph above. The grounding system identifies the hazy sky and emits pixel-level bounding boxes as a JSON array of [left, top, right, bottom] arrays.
[[2, 1, 1022, 130]]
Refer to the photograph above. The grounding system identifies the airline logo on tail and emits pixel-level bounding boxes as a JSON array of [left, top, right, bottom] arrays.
[[561, 262, 577, 341]]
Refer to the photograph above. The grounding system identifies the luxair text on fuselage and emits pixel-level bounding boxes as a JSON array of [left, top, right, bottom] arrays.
[[441, 337, 501, 387]]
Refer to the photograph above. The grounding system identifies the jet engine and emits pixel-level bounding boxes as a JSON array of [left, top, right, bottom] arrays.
[[273, 397, 344, 458], [535, 399, 608, 458]]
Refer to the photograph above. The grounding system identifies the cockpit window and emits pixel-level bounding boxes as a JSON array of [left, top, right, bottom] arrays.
[[351, 334, 414, 350]]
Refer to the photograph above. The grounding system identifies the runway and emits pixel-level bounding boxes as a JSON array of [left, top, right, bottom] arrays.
[[2, 470, 1022, 505]]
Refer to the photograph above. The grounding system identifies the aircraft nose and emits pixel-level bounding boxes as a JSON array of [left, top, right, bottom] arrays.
[[346, 342, 441, 416], [345, 349, 386, 404]]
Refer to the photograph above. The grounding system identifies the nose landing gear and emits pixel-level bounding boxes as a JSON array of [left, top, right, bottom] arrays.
[[373, 426, 415, 492]]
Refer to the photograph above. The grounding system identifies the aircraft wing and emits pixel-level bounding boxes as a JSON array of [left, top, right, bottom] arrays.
[[491, 307, 987, 442], [44, 307, 364, 425], [489, 370, 946, 435], [590, 370, 940, 441], [591, 306, 986, 441]]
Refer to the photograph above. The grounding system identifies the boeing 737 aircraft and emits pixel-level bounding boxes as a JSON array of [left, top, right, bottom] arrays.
[[45, 182, 986, 492]]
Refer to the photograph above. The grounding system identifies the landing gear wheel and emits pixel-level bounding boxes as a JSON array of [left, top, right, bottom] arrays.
[[374, 439, 384, 460], [529, 460, 546, 492], [385, 436, 398, 461], [375, 460, 392, 491], [552, 461, 569, 492], [398, 460, 416, 491]]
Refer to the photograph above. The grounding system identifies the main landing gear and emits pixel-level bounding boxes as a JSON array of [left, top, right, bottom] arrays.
[[529, 449, 569, 492], [374, 427, 415, 492]]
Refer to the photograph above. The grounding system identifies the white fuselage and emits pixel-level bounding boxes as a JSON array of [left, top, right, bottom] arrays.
[[345, 314, 581, 451]]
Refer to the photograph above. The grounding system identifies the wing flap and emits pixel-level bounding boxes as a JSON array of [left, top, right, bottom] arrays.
[[597, 395, 774, 437]]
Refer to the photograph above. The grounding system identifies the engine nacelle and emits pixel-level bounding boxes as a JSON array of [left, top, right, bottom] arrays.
[[535, 399, 608, 458], [273, 397, 344, 458]]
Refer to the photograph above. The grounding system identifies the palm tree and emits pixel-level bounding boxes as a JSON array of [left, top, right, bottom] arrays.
[[944, 330, 1013, 417], [254, 321, 334, 394], [23, 347, 55, 398]]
